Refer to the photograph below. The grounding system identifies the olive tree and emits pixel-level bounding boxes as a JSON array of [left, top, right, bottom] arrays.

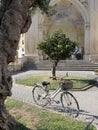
[[37, 30, 77, 79], [0, 0, 50, 129]]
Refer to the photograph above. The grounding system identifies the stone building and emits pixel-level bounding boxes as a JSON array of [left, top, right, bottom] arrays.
[[17, 0, 98, 69]]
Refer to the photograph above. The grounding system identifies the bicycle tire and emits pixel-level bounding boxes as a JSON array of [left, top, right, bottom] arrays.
[[60, 91, 79, 118], [32, 85, 49, 107]]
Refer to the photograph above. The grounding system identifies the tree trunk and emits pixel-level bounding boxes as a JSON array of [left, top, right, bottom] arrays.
[[51, 61, 58, 80], [0, 0, 35, 129]]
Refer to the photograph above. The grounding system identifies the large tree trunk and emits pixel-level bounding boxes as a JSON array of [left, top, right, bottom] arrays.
[[0, 0, 35, 129]]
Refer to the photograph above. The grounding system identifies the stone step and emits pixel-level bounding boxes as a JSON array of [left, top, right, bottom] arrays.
[[22, 60, 98, 71], [35, 60, 94, 64]]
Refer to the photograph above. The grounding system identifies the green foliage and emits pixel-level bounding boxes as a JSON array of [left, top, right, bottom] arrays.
[[31, 0, 50, 14], [37, 30, 77, 61]]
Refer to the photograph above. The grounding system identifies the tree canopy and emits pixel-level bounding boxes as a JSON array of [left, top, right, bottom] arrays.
[[37, 30, 77, 79], [38, 30, 77, 61], [31, 0, 50, 14]]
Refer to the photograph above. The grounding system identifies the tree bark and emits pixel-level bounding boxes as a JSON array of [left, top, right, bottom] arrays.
[[0, 0, 35, 129], [51, 61, 58, 80]]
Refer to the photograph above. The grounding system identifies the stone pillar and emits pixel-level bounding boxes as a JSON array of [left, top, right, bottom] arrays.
[[84, 22, 90, 60], [24, 13, 40, 62], [37, 13, 44, 60], [88, 0, 98, 63]]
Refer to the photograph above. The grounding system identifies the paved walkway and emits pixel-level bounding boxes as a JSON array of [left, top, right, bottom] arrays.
[[11, 70, 98, 129]]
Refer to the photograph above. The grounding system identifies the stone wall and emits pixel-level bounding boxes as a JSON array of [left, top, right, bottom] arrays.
[[18, 0, 98, 64]]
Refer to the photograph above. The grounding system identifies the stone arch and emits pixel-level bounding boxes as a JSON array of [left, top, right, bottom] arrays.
[[69, 0, 89, 24], [49, 0, 89, 24], [39, 0, 90, 60], [69, 0, 90, 60]]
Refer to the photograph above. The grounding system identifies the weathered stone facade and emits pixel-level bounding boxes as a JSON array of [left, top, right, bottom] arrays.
[[18, 0, 98, 64]]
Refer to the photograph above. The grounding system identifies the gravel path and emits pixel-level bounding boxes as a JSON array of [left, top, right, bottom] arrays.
[[11, 70, 98, 129]]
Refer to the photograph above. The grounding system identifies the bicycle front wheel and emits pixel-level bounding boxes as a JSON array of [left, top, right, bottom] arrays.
[[60, 91, 79, 118], [32, 85, 48, 107]]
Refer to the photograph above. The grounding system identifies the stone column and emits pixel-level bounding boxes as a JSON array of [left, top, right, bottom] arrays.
[[88, 0, 98, 63], [37, 13, 44, 60], [84, 22, 90, 60]]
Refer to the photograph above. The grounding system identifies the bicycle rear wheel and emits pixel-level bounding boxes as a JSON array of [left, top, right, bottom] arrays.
[[32, 85, 49, 107], [60, 91, 79, 118]]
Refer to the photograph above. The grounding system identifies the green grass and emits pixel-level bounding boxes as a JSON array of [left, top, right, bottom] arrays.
[[6, 99, 24, 108], [6, 99, 96, 130], [16, 76, 97, 90]]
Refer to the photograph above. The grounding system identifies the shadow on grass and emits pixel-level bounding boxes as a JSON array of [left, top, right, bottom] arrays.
[[70, 78, 97, 90], [16, 123, 31, 130], [71, 78, 96, 84], [58, 77, 97, 86]]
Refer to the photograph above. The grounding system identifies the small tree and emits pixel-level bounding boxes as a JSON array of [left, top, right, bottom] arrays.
[[37, 30, 77, 79]]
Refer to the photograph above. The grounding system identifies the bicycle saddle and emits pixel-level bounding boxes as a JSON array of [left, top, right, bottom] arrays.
[[42, 81, 50, 86]]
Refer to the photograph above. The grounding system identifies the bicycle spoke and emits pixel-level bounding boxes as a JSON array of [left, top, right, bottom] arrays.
[[61, 92, 79, 118], [32, 86, 48, 107]]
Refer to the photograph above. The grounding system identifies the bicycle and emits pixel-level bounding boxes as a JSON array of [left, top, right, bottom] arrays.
[[32, 78, 79, 118]]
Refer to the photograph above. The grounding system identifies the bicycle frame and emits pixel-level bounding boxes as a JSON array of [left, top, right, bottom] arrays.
[[36, 82, 62, 100], [33, 81, 79, 118], [46, 86, 62, 103]]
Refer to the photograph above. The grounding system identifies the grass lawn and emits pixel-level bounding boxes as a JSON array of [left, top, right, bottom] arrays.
[[6, 99, 96, 130], [16, 75, 97, 90]]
